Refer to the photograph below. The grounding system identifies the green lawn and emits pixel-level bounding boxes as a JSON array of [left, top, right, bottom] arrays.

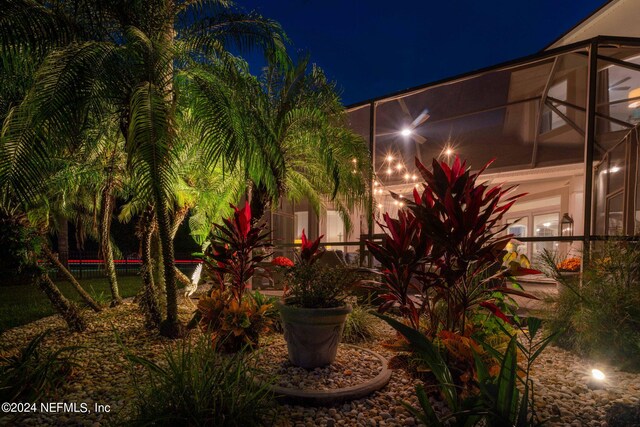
[[0, 276, 143, 333]]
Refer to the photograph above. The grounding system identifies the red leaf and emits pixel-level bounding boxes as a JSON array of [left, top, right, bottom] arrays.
[[479, 301, 512, 324]]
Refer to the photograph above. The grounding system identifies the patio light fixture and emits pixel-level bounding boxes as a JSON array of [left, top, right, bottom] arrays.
[[591, 369, 605, 381], [560, 213, 574, 237]]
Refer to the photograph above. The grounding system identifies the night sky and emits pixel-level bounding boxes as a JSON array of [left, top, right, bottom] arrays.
[[240, 0, 608, 106]]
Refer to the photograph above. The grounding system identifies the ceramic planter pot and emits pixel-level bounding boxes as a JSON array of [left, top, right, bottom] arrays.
[[276, 300, 352, 369]]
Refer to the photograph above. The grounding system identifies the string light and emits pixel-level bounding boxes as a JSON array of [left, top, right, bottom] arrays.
[[386, 168, 393, 175], [404, 173, 410, 180], [395, 163, 403, 170], [386, 154, 394, 162]]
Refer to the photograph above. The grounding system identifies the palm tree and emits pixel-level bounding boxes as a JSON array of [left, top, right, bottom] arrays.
[[0, 0, 286, 337], [186, 58, 371, 231], [0, 195, 87, 332]]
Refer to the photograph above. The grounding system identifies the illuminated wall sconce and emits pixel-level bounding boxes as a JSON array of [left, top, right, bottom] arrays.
[[560, 213, 574, 238]]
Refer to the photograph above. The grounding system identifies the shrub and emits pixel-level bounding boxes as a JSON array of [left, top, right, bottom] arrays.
[[0, 330, 80, 402], [541, 243, 640, 370], [365, 157, 538, 336], [197, 290, 274, 352], [378, 313, 556, 426], [342, 304, 379, 343], [276, 230, 360, 308], [125, 336, 275, 426], [196, 202, 274, 351]]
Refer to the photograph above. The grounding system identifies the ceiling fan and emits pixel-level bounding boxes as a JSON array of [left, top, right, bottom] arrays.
[[609, 76, 632, 91], [377, 98, 429, 144]]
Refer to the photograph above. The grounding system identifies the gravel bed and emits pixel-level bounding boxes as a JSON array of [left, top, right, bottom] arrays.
[[253, 340, 383, 390], [1, 300, 639, 426]]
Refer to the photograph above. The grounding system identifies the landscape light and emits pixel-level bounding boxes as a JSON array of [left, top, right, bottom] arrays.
[[591, 369, 605, 381], [400, 128, 412, 137]]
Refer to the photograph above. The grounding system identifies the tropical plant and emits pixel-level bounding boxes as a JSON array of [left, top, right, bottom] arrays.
[[0, 0, 287, 337], [277, 230, 358, 308], [503, 241, 531, 269], [201, 202, 273, 302], [185, 56, 371, 228], [197, 289, 273, 352], [195, 202, 274, 351], [0, 330, 80, 402], [123, 336, 275, 426], [366, 157, 538, 336], [541, 243, 640, 370], [376, 313, 556, 426], [0, 199, 87, 331], [363, 210, 433, 331]]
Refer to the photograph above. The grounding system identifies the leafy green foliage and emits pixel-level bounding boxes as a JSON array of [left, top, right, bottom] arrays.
[[282, 263, 359, 309], [0, 203, 42, 284], [0, 330, 80, 402], [541, 244, 640, 370], [124, 336, 275, 426], [342, 304, 379, 344], [197, 289, 273, 353], [376, 312, 556, 426], [185, 56, 371, 230]]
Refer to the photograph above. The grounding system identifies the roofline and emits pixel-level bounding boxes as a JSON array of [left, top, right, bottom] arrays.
[[541, 0, 612, 51], [345, 35, 640, 111]]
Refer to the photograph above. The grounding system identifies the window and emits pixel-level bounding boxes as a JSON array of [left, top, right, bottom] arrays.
[[533, 213, 559, 255], [541, 80, 568, 133]]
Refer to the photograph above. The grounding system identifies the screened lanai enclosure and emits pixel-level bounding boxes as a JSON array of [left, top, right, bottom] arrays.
[[335, 36, 640, 265], [265, 36, 640, 271]]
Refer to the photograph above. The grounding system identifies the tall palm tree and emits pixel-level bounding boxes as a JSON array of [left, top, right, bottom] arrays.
[[0, 0, 286, 337], [186, 58, 371, 230]]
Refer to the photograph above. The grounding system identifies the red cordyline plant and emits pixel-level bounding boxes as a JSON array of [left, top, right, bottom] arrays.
[[201, 202, 273, 302], [297, 229, 324, 265], [364, 210, 434, 331], [367, 157, 539, 335]]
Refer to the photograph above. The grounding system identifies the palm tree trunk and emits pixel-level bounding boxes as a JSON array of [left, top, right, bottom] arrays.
[[249, 183, 270, 225], [100, 182, 121, 306], [151, 224, 166, 308], [137, 205, 162, 328], [37, 274, 86, 332], [170, 205, 192, 287], [42, 246, 102, 312], [157, 201, 184, 337]]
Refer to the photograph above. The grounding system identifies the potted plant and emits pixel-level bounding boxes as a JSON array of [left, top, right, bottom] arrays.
[[273, 230, 357, 368]]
